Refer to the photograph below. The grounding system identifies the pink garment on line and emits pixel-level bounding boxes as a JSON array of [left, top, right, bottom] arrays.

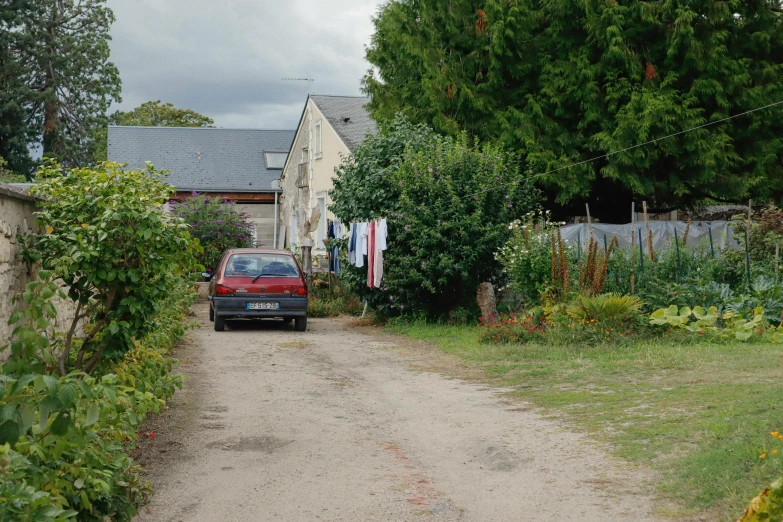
[[367, 221, 376, 288]]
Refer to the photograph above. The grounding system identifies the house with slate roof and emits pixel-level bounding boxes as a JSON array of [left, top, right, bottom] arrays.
[[108, 126, 295, 248], [279, 95, 377, 251]]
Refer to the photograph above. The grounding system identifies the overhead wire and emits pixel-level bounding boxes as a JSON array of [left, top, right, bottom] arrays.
[[458, 99, 783, 200]]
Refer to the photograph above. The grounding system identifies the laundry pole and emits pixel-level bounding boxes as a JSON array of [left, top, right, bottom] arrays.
[[271, 180, 280, 249]]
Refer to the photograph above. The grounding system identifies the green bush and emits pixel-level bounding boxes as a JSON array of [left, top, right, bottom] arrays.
[[330, 119, 541, 318], [330, 118, 443, 314], [172, 193, 254, 272], [739, 478, 783, 522], [567, 293, 642, 326], [0, 279, 196, 521], [384, 135, 540, 317], [23, 161, 201, 375], [2, 162, 200, 521], [495, 212, 563, 306], [307, 279, 363, 318]]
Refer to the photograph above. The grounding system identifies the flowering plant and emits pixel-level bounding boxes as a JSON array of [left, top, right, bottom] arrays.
[[172, 194, 254, 271], [477, 313, 545, 344], [496, 211, 570, 306]]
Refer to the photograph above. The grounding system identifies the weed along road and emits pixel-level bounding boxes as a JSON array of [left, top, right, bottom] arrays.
[[134, 303, 659, 522]]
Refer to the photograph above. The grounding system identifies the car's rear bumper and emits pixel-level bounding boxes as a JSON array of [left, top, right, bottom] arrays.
[[212, 296, 307, 319]]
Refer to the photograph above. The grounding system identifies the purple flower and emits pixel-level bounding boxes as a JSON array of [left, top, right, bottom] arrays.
[[473, 195, 478, 200], [507, 203, 513, 208], [505, 195, 510, 199], [405, 225, 411, 231], [428, 168, 433, 173]]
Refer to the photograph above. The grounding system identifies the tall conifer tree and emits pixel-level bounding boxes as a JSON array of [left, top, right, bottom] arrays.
[[20, 0, 121, 166], [364, 1, 783, 217], [0, 0, 35, 176]]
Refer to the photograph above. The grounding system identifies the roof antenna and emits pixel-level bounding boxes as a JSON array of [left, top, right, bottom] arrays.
[[282, 77, 315, 94]]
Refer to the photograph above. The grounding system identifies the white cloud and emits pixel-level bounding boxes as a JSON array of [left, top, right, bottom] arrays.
[[106, 0, 384, 129]]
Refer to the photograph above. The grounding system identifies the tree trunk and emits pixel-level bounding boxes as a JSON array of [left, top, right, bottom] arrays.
[[41, 7, 59, 158]]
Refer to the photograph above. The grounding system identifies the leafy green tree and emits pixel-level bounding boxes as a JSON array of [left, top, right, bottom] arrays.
[[364, 0, 783, 219], [0, 0, 35, 175], [110, 100, 215, 128], [0, 155, 27, 183], [23, 161, 200, 375], [330, 117, 438, 222], [19, 0, 121, 166], [331, 120, 540, 317]]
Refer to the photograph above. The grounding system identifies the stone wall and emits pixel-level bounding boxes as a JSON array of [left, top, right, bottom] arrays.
[[0, 183, 79, 346]]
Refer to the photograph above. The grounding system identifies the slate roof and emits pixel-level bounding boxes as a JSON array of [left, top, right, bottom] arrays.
[[108, 127, 295, 193], [310, 95, 377, 151]]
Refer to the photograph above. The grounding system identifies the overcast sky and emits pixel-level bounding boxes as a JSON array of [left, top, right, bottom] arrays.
[[106, 0, 385, 130]]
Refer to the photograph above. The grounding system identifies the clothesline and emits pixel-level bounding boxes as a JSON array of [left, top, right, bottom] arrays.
[[348, 219, 388, 289], [323, 218, 390, 289]]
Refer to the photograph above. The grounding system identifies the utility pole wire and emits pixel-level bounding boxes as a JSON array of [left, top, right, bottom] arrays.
[[459, 99, 783, 200]]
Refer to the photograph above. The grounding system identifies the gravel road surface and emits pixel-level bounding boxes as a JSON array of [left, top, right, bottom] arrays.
[[134, 303, 658, 522]]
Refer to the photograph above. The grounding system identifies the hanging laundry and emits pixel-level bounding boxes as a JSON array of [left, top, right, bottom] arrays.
[[348, 223, 357, 265], [327, 220, 337, 274], [330, 220, 343, 275], [373, 218, 387, 288], [327, 221, 335, 240], [354, 222, 368, 268], [366, 221, 376, 288]]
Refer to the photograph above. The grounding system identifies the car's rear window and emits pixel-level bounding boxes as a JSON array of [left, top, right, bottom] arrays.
[[224, 254, 300, 278]]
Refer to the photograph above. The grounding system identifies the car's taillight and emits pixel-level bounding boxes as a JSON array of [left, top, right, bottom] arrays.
[[292, 287, 308, 297], [215, 285, 234, 296]]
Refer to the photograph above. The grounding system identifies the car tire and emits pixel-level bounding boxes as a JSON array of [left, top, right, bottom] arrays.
[[214, 315, 226, 332], [294, 317, 307, 332], [209, 306, 214, 322], [283, 318, 293, 325]]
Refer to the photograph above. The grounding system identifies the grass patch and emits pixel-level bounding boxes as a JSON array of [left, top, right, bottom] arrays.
[[387, 322, 783, 519]]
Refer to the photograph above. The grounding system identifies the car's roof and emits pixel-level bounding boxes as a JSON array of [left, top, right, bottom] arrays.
[[225, 248, 295, 255]]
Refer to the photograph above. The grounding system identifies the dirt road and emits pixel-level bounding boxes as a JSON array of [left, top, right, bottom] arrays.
[[134, 303, 659, 522]]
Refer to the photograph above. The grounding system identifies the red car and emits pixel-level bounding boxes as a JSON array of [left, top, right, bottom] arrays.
[[206, 248, 308, 332]]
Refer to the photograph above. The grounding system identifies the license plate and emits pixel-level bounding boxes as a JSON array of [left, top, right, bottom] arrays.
[[247, 302, 279, 310]]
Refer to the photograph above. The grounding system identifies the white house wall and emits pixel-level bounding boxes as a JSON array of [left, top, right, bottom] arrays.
[[279, 98, 350, 251]]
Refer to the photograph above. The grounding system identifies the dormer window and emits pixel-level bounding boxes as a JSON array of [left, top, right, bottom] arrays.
[[264, 151, 288, 169]]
